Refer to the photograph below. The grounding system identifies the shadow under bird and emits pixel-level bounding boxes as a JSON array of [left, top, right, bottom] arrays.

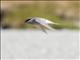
[[25, 17, 59, 33]]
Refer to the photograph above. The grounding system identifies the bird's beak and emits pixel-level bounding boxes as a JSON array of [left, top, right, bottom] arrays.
[[24, 20, 28, 24]]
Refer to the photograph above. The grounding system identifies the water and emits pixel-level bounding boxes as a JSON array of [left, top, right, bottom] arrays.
[[1, 29, 79, 59]]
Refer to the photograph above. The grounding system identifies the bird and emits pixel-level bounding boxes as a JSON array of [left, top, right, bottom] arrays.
[[25, 17, 59, 33]]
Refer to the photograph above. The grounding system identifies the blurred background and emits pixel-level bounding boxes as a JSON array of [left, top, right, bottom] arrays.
[[1, 1, 80, 59], [1, 1, 80, 29]]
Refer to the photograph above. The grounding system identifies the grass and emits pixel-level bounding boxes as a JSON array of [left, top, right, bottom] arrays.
[[4, 3, 79, 30]]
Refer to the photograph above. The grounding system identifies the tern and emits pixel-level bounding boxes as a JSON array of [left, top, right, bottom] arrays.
[[25, 17, 59, 33]]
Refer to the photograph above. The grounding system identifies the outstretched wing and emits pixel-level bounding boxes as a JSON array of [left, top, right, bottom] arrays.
[[31, 17, 54, 30], [36, 20, 54, 30], [39, 25, 48, 34], [42, 24, 54, 30]]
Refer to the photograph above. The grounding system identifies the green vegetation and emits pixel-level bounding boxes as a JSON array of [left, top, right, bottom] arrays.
[[4, 2, 79, 29]]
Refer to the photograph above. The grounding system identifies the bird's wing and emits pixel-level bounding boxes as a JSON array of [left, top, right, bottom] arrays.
[[35, 20, 54, 30], [39, 25, 48, 34], [40, 24, 54, 30], [31, 17, 55, 30]]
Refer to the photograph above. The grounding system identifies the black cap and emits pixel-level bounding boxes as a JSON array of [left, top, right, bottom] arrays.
[[25, 19, 31, 22]]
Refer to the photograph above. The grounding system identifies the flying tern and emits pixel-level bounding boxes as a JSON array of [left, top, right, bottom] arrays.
[[25, 17, 59, 33]]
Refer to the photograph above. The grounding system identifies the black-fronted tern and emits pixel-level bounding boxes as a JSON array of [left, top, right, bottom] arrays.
[[25, 17, 59, 33]]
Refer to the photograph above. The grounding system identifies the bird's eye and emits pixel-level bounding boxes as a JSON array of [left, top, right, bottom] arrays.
[[25, 19, 31, 22]]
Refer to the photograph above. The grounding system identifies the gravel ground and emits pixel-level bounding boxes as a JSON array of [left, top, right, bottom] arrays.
[[1, 29, 79, 60]]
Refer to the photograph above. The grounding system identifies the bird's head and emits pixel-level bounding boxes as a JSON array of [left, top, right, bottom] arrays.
[[25, 18, 31, 23]]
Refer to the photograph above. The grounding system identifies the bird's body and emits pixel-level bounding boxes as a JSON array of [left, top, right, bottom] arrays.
[[25, 17, 58, 33], [26, 17, 54, 24]]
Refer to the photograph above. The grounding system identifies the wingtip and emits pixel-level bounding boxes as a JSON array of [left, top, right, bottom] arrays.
[[53, 23, 60, 25]]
